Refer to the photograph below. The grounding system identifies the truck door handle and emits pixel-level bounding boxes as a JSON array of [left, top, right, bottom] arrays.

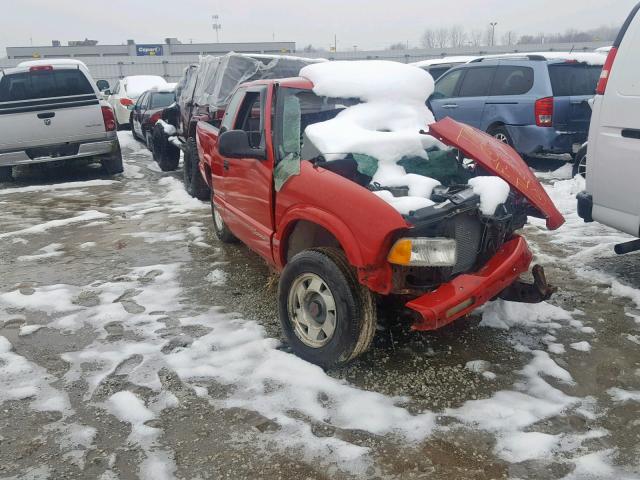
[[621, 129, 640, 140], [223, 159, 230, 170], [37, 112, 55, 119], [442, 104, 458, 109]]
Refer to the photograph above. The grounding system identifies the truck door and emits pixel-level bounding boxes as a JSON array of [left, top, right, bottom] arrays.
[[221, 85, 275, 260]]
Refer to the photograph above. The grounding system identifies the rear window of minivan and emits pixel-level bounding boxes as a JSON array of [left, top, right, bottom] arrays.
[[0, 69, 94, 102], [548, 63, 602, 96]]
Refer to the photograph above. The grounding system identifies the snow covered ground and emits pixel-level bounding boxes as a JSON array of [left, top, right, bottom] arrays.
[[0, 133, 639, 479]]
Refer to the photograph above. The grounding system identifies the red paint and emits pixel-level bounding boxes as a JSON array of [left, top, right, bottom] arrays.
[[196, 78, 561, 332], [407, 235, 533, 331], [429, 117, 565, 230]]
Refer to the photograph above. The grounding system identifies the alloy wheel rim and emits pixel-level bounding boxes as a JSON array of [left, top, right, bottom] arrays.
[[494, 132, 508, 144], [287, 273, 337, 348], [578, 154, 587, 177]]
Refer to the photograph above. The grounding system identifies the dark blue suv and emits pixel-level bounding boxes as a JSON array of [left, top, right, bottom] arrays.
[[428, 54, 604, 158]]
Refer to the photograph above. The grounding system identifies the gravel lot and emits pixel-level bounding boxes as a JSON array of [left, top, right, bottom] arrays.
[[0, 132, 639, 479]]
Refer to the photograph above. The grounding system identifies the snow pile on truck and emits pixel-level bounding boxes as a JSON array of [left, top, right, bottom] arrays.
[[300, 60, 511, 215]]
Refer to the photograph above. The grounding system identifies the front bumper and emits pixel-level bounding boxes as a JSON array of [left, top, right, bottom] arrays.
[[406, 235, 533, 331], [0, 139, 117, 167]]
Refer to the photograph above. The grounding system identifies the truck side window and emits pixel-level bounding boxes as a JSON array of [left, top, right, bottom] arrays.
[[220, 89, 245, 132], [234, 91, 264, 149]]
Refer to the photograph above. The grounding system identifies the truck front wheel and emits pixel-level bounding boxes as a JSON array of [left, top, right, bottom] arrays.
[[278, 248, 376, 368], [211, 200, 237, 243]]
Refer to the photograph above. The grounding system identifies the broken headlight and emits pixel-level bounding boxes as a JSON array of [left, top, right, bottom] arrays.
[[387, 237, 457, 267]]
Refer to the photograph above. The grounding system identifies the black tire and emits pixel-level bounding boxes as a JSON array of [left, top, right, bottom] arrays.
[[101, 143, 124, 175], [211, 200, 237, 243], [0, 166, 13, 182], [278, 247, 376, 368], [572, 145, 587, 178], [183, 137, 211, 200], [488, 125, 514, 148], [152, 123, 180, 171]]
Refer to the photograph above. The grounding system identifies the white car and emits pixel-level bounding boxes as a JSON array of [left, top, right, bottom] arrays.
[[578, 2, 640, 254], [104, 75, 167, 129], [0, 59, 122, 181]]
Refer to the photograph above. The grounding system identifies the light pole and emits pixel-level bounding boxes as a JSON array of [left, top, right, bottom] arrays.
[[490, 22, 498, 47], [212, 15, 222, 43]]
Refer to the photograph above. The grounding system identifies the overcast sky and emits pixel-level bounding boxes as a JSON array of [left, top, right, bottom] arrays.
[[1, 0, 636, 56]]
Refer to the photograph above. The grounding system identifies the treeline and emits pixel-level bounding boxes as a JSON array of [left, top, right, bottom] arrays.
[[416, 24, 619, 50]]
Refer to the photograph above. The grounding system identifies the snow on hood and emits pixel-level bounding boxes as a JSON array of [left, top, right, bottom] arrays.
[[300, 61, 445, 214]]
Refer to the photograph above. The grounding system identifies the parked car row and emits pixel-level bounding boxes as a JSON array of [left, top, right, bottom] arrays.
[[427, 53, 605, 171]]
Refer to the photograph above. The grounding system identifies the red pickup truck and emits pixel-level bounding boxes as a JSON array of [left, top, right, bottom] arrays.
[[196, 77, 564, 368]]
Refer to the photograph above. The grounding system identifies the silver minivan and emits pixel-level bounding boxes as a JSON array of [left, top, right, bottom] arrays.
[[578, 2, 640, 254], [0, 59, 122, 180]]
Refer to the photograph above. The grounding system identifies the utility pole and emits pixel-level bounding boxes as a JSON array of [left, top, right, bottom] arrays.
[[490, 22, 498, 47], [334, 34, 337, 52], [212, 14, 222, 43]]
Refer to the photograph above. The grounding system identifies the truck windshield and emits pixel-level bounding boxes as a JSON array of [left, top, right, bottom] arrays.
[[0, 69, 94, 102], [548, 63, 602, 96]]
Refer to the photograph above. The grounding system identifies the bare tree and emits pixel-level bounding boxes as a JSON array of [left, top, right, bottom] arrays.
[[501, 31, 518, 46], [449, 25, 466, 48], [435, 27, 449, 48], [388, 42, 407, 50], [421, 29, 436, 49], [468, 29, 483, 47]]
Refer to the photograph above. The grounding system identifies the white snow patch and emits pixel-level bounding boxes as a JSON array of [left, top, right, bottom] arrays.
[[570, 341, 591, 352], [468, 176, 511, 215], [0, 210, 109, 239], [480, 300, 574, 330], [205, 269, 227, 286], [607, 387, 640, 403], [156, 119, 177, 136], [465, 360, 491, 373], [80, 242, 96, 249], [0, 180, 117, 195], [17, 243, 64, 261], [19, 325, 43, 336]]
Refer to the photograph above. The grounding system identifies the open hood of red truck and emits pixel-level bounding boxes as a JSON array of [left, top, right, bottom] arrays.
[[428, 117, 565, 230]]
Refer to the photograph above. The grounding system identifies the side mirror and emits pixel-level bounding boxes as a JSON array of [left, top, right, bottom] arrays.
[[219, 130, 266, 160], [96, 79, 110, 92], [103, 89, 112, 96]]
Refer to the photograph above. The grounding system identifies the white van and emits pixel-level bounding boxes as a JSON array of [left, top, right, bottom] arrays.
[[578, 2, 640, 254], [0, 59, 122, 180]]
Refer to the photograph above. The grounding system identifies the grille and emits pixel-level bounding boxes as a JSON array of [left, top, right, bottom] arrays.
[[450, 214, 482, 275]]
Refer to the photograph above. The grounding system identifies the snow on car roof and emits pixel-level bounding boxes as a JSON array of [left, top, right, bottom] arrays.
[[123, 75, 168, 98], [411, 56, 478, 68], [17, 58, 88, 68]]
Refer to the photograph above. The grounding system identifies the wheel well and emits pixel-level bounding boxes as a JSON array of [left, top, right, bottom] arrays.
[[486, 122, 505, 134], [285, 221, 342, 263]]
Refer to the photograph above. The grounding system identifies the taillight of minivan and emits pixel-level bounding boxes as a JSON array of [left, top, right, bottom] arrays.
[[535, 97, 554, 127], [119, 98, 134, 107], [595, 47, 618, 95], [102, 106, 117, 131]]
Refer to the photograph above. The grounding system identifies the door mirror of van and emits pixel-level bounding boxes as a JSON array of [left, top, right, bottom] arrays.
[[103, 89, 112, 97], [219, 130, 266, 160], [96, 80, 110, 92]]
